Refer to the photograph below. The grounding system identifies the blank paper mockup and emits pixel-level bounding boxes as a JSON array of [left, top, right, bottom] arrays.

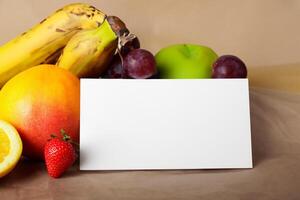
[[80, 79, 252, 170]]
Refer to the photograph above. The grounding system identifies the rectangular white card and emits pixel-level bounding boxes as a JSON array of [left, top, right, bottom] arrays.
[[80, 79, 252, 170]]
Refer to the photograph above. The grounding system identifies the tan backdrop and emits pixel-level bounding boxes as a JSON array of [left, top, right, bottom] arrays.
[[0, 0, 300, 91]]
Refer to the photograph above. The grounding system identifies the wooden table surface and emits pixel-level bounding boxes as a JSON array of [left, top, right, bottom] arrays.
[[1, 87, 300, 200]]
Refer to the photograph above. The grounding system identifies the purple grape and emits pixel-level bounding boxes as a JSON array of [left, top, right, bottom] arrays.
[[212, 55, 247, 78], [123, 49, 156, 79], [102, 55, 126, 79]]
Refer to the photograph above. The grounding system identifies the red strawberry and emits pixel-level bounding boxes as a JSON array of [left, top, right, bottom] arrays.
[[44, 131, 76, 178]]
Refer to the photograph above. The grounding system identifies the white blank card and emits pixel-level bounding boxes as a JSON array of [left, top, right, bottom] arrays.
[[80, 79, 252, 170]]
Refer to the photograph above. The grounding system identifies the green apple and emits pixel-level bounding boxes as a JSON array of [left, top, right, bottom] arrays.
[[155, 44, 218, 79]]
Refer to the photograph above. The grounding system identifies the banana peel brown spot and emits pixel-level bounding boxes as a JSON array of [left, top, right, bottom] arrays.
[[89, 6, 97, 12], [90, 47, 98, 55], [67, 27, 83, 32], [56, 28, 66, 33], [73, 40, 84, 50], [55, 8, 63, 13], [70, 10, 88, 17], [39, 18, 47, 24], [96, 21, 102, 27]]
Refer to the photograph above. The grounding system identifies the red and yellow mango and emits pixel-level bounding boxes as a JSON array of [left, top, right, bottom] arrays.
[[0, 65, 80, 160]]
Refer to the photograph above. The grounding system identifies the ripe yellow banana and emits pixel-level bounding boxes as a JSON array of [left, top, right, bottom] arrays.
[[56, 19, 118, 78], [0, 3, 106, 87]]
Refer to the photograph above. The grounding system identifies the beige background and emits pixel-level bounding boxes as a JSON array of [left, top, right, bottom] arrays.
[[1, 1, 300, 199]]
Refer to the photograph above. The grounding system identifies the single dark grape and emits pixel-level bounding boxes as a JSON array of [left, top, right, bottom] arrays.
[[102, 55, 126, 79], [123, 49, 156, 79], [212, 55, 247, 78]]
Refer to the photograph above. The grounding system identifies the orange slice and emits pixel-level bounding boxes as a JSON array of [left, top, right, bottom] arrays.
[[0, 120, 22, 178]]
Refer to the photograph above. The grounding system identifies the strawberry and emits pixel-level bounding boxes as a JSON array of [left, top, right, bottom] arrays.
[[44, 130, 77, 178]]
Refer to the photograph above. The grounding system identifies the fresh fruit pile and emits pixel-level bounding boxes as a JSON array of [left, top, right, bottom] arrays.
[[0, 3, 248, 178]]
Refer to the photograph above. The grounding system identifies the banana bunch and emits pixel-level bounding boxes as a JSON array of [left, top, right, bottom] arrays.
[[56, 19, 118, 78], [0, 3, 123, 87]]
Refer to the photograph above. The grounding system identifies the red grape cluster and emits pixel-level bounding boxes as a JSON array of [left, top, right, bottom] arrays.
[[104, 16, 247, 79], [103, 16, 157, 79]]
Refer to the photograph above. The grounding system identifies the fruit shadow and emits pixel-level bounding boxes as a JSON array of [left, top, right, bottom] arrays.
[[59, 160, 81, 178], [248, 87, 283, 167], [248, 63, 300, 167], [0, 158, 43, 185], [249, 95, 262, 167]]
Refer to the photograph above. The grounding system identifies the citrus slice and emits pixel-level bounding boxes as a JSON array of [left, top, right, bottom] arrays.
[[0, 120, 22, 178]]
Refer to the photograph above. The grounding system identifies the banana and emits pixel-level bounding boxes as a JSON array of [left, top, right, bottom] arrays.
[[56, 19, 118, 78], [0, 3, 106, 87]]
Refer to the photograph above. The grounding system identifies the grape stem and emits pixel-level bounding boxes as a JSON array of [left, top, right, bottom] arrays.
[[116, 32, 137, 76]]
